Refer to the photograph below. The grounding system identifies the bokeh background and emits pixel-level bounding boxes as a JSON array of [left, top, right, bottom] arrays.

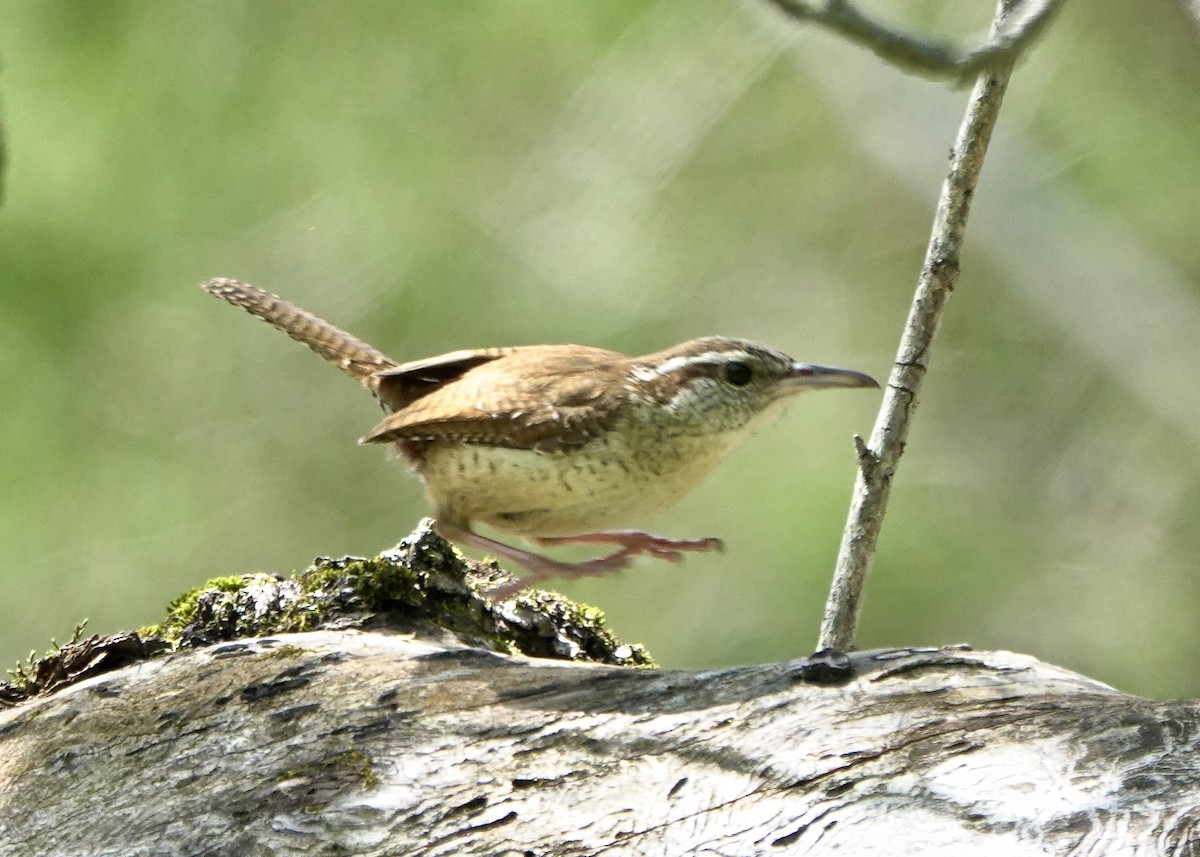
[[4, 0, 1200, 696]]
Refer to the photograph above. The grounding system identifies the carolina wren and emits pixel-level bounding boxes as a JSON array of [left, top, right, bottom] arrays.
[[202, 278, 878, 596]]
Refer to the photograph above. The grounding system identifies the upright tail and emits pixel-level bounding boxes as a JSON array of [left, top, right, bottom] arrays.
[[201, 278, 398, 388]]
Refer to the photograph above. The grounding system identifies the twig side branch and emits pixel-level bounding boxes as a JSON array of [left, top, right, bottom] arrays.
[[1183, 0, 1200, 35], [819, 1, 1022, 652], [765, 0, 1061, 81]]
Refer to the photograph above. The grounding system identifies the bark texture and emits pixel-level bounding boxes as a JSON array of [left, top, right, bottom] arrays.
[[3, 630, 1197, 856]]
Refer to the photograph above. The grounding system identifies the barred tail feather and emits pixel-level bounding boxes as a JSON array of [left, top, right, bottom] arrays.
[[201, 278, 398, 388]]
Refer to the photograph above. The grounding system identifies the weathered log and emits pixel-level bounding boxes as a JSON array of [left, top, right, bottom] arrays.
[[2, 526, 1195, 855]]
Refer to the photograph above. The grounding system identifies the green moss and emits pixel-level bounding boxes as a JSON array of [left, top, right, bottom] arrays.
[[5, 620, 89, 695], [278, 747, 379, 813], [261, 645, 307, 660], [299, 556, 425, 610], [3, 523, 653, 710], [155, 574, 281, 646], [5, 650, 40, 697], [344, 748, 379, 790], [164, 575, 255, 628]]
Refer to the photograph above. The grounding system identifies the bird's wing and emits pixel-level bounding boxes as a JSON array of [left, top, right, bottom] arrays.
[[371, 348, 514, 411], [362, 345, 629, 452]]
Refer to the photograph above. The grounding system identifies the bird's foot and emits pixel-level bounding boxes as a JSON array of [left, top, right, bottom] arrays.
[[483, 549, 640, 599], [534, 530, 724, 562], [437, 523, 721, 599]]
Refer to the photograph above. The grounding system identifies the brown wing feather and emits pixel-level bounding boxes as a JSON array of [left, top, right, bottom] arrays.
[[372, 348, 515, 412], [361, 344, 629, 452]]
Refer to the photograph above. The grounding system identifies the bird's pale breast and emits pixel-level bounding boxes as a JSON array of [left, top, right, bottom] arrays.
[[411, 401, 786, 537]]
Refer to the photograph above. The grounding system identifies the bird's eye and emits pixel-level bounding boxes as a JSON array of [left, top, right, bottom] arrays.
[[723, 361, 753, 386]]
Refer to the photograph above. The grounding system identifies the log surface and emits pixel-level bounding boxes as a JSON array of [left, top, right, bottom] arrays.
[[2, 630, 1196, 856]]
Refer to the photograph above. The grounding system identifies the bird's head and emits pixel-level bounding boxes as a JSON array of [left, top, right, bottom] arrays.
[[628, 336, 879, 435]]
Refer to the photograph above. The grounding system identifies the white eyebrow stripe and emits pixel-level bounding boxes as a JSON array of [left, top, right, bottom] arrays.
[[641, 350, 754, 379]]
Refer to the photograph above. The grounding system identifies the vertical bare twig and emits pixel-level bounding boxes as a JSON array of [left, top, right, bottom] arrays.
[[818, 1, 1022, 652]]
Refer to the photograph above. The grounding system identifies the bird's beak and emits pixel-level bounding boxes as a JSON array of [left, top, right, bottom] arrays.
[[782, 363, 880, 394]]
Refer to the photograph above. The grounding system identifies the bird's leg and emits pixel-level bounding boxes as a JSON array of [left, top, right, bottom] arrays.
[[436, 521, 640, 598], [534, 531, 724, 562]]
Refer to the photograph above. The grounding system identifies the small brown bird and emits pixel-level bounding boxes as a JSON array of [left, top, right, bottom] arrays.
[[202, 278, 878, 596]]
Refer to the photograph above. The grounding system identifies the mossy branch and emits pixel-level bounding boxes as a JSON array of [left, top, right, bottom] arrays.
[[0, 521, 651, 708]]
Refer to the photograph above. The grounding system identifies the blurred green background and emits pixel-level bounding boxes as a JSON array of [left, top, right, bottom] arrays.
[[4, 0, 1200, 696]]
